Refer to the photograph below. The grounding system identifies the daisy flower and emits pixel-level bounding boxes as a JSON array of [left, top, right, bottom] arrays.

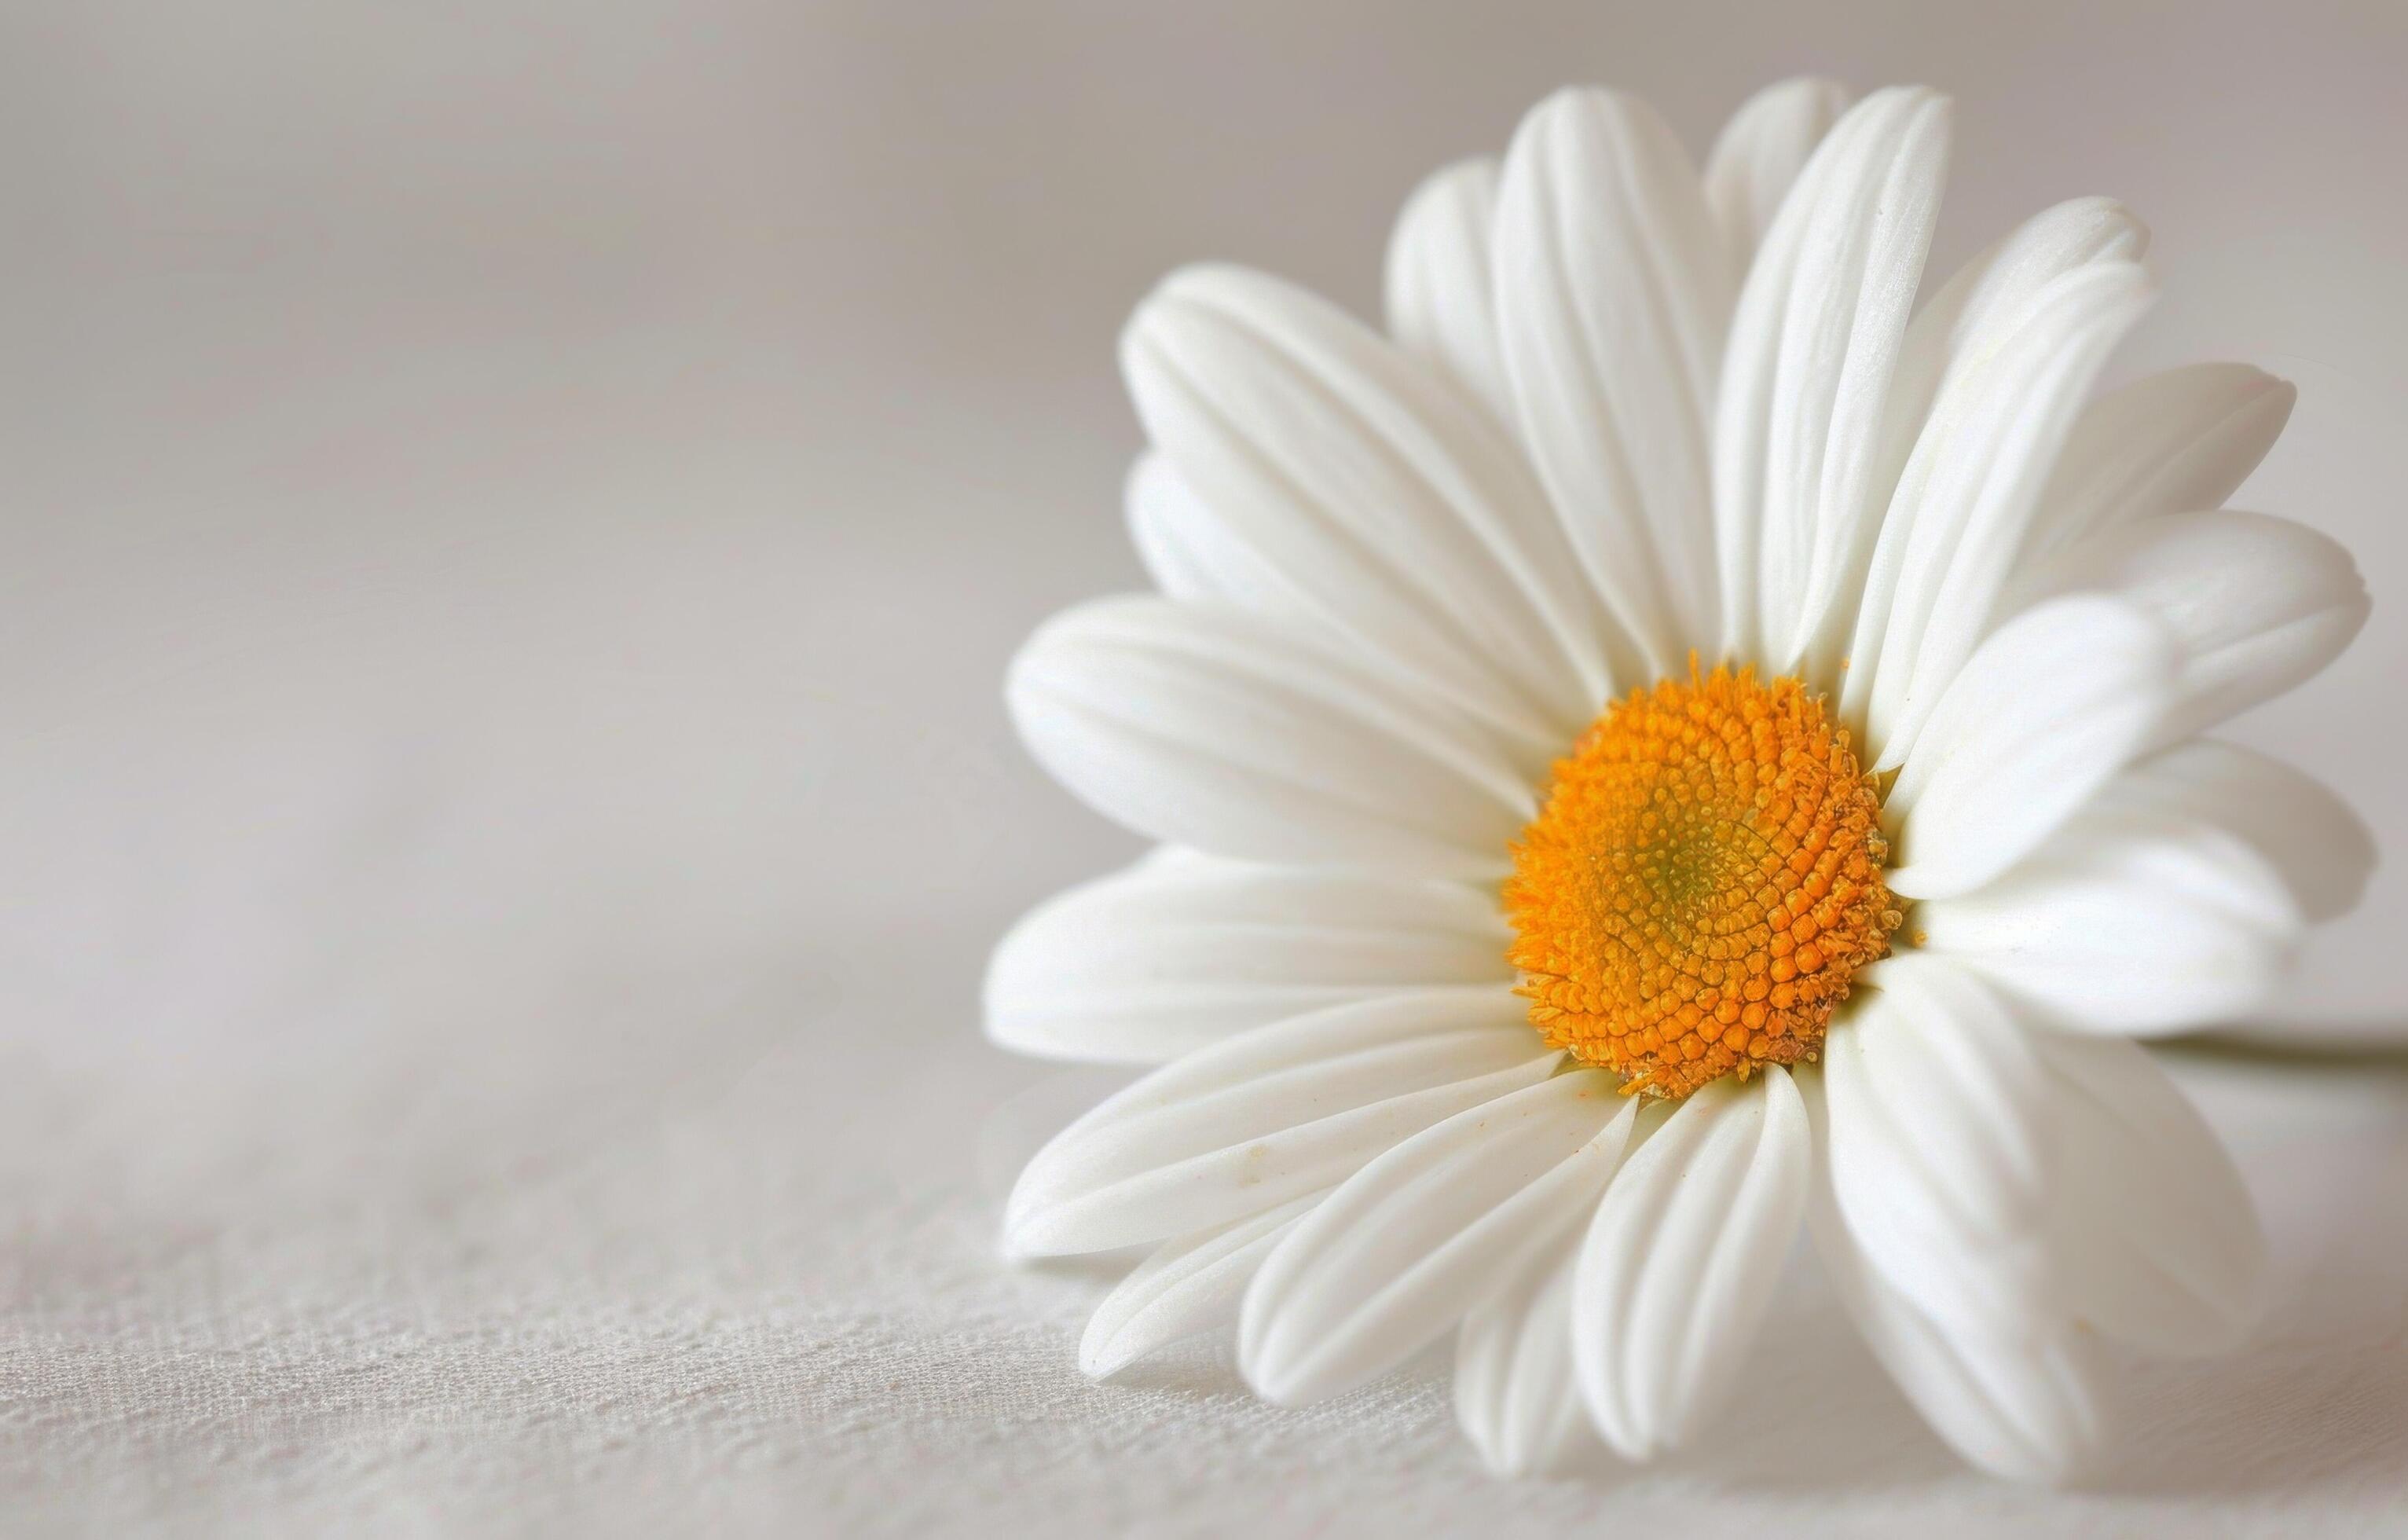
[[985, 79, 2374, 1482]]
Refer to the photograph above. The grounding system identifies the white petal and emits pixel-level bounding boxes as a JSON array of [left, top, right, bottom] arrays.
[[1008, 596, 1534, 880], [2091, 739, 2373, 924], [1831, 196, 2150, 692], [1915, 793, 2304, 1036], [2032, 1031, 2270, 1357], [2025, 363, 2296, 562], [1834, 1260, 2109, 1484], [1123, 263, 1610, 745], [1833, 958, 2271, 1367], [1494, 87, 1735, 678], [1877, 200, 2150, 479], [1702, 77, 1855, 261], [1803, 1072, 2110, 1484], [1572, 1067, 1809, 1460], [1004, 990, 1558, 1256], [1821, 955, 2055, 1338], [1884, 595, 2174, 900], [1455, 1228, 1596, 1477], [1713, 86, 1948, 670], [1079, 1194, 1322, 1379], [2005, 508, 2370, 752], [1384, 157, 1511, 420], [1849, 260, 2157, 764], [1241, 1069, 1632, 1405], [986, 848, 1512, 1065], [1125, 454, 1288, 608]]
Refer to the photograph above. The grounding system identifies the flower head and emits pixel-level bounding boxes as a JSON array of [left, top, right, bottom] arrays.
[[987, 78, 2374, 1482], [1508, 662, 1900, 1098]]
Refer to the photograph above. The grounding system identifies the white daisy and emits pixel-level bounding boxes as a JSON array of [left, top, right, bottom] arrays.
[[986, 79, 2375, 1482]]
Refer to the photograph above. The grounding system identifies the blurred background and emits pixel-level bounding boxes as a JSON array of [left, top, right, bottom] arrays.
[[3, 3, 2403, 1534]]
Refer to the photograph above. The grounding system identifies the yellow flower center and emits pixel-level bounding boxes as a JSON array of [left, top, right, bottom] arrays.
[[1505, 665, 1900, 1099]]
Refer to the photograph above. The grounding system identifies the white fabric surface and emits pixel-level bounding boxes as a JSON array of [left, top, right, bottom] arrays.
[[4, 420, 2404, 1540]]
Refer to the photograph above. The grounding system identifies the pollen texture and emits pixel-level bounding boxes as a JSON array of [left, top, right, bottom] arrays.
[[1505, 666, 1899, 1099]]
